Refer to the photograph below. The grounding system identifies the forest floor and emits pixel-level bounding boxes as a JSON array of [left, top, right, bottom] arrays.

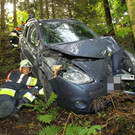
[[0, 34, 135, 135]]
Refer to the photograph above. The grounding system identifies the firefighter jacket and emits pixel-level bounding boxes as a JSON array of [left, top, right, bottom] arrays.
[[0, 69, 43, 102], [9, 29, 19, 38]]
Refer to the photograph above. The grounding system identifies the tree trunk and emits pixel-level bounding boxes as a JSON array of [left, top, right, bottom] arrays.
[[13, 0, 17, 28], [126, 0, 135, 49], [103, 0, 115, 35], [51, 0, 55, 18], [39, 0, 44, 19], [67, 0, 72, 18], [1, 0, 5, 32], [45, 0, 49, 19]]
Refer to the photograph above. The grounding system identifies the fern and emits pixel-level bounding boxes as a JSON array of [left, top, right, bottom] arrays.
[[78, 129, 88, 135], [20, 92, 57, 113], [65, 124, 83, 135], [65, 124, 102, 135], [21, 100, 44, 113], [45, 92, 57, 109], [37, 114, 56, 124], [87, 125, 102, 135], [39, 125, 60, 135]]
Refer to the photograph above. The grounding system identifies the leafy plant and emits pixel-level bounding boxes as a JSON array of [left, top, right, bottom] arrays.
[[65, 124, 83, 135], [21, 92, 58, 113], [37, 114, 55, 124], [45, 92, 57, 109], [39, 125, 61, 135], [65, 123, 102, 135]]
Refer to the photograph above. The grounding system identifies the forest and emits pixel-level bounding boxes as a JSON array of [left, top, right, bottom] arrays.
[[0, 0, 135, 135]]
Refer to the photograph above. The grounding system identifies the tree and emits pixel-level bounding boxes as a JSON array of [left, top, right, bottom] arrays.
[[67, 0, 72, 18], [45, 0, 49, 19], [51, 0, 55, 18], [126, 0, 135, 48], [103, 0, 115, 35], [1, 0, 5, 32], [39, 0, 44, 19], [13, 0, 17, 27]]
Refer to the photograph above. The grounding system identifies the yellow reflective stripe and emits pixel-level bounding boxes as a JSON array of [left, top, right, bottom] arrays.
[[0, 89, 16, 97], [9, 32, 18, 37], [23, 92, 35, 102], [39, 88, 44, 95], [29, 77, 37, 86]]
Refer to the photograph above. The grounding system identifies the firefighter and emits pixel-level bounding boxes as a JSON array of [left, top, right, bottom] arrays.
[[0, 59, 44, 118], [9, 27, 21, 48]]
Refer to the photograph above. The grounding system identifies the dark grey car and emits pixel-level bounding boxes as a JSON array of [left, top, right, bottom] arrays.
[[20, 18, 135, 113]]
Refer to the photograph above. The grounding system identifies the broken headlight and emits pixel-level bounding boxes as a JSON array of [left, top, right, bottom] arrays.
[[63, 67, 93, 84]]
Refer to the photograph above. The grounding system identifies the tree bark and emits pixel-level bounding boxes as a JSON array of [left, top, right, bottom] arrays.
[[67, 0, 72, 18], [51, 0, 55, 18], [103, 0, 115, 35], [13, 0, 17, 28], [126, 0, 135, 49], [39, 0, 44, 19], [45, 0, 49, 19], [1, 0, 5, 32]]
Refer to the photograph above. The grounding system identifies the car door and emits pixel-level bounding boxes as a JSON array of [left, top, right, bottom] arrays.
[[24, 23, 40, 77]]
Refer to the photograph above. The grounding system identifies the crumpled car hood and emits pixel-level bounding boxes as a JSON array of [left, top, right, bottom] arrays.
[[49, 37, 119, 58]]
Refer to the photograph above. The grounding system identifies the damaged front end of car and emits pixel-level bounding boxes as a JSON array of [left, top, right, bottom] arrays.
[[39, 36, 135, 113]]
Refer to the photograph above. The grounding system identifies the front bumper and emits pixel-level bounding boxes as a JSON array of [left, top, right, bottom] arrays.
[[50, 76, 108, 113]]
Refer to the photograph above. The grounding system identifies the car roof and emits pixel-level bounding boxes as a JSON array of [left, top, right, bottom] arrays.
[[27, 18, 79, 24]]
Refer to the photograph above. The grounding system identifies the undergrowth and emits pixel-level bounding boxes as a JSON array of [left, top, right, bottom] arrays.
[[21, 90, 135, 135]]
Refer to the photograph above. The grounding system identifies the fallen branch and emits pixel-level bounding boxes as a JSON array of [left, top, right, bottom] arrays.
[[62, 112, 72, 135]]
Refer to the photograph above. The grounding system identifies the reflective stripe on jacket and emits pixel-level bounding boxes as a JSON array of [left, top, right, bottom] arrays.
[[23, 92, 35, 102], [0, 88, 16, 97], [9, 32, 18, 37]]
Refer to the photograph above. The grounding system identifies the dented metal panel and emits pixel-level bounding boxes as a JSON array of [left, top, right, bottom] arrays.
[[49, 38, 119, 58]]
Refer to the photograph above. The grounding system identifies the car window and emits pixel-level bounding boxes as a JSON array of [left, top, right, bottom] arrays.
[[28, 24, 37, 46], [40, 21, 99, 45]]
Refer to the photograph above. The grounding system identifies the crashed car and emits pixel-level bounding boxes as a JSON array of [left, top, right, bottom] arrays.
[[20, 18, 135, 113]]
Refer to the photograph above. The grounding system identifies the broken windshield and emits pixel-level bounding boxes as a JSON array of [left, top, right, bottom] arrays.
[[39, 21, 99, 44]]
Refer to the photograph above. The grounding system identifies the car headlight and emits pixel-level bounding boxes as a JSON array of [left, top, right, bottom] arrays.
[[63, 67, 93, 84]]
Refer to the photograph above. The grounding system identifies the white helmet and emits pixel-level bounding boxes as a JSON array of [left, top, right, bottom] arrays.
[[20, 59, 32, 71]]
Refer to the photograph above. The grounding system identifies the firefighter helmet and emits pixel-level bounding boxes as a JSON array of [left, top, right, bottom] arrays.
[[20, 59, 32, 71]]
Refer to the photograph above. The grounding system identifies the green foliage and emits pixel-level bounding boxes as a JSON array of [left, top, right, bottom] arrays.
[[97, 112, 106, 118], [65, 124, 102, 135], [115, 26, 132, 38], [8, 10, 29, 31], [21, 92, 57, 113], [39, 125, 61, 135], [87, 125, 102, 135], [45, 92, 58, 109], [21, 99, 44, 113], [65, 124, 83, 135], [0, 32, 9, 42], [37, 114, 55, 124]]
